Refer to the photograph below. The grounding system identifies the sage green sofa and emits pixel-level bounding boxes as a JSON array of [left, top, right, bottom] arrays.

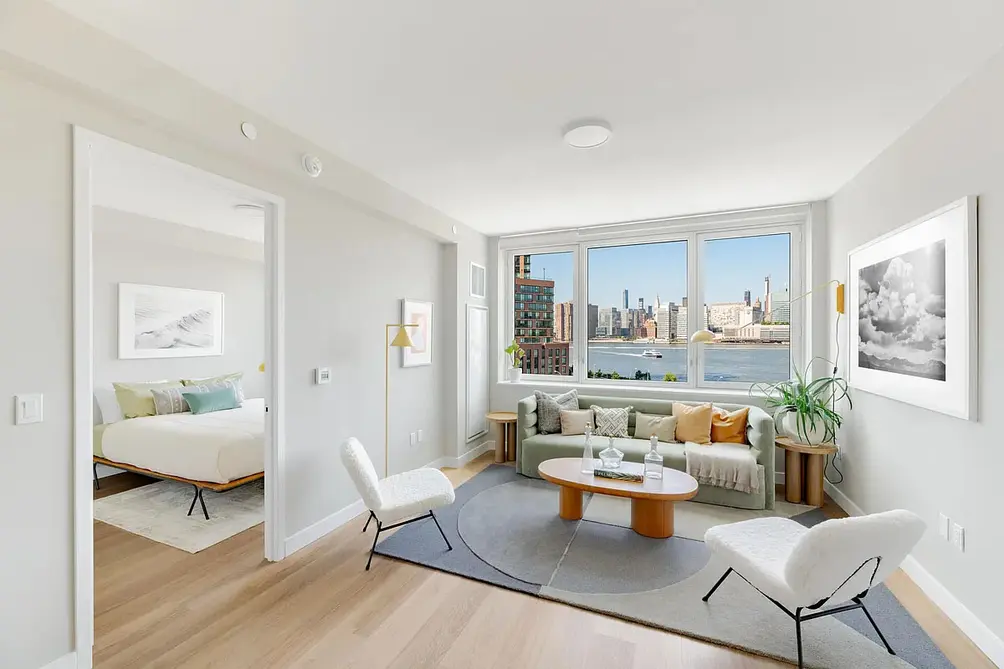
[[516, 394, 775, 510]]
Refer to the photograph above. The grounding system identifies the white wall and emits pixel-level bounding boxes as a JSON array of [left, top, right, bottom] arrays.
[[0, 4, 487, 668], [827, 48, 1004, 660], [93, 207, 266, 401]]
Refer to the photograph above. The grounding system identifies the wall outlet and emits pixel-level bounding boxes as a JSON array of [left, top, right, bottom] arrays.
[[417, 429, 424, 443], [938, 513, 950, 541], [409, 431, 417, 447], [951, 523, 966, 553]]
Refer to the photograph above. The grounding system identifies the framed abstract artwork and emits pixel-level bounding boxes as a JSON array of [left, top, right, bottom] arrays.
[[401, 298, 434, 367], [118, 283, 224, 359], [847, 197, 977, 420]]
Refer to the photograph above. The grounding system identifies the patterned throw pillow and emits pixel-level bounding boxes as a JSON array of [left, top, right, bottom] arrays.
[[534, 389, 579, 434], [152, 379, 243, 415], [591, 405, 632, 438], [182, 372, 246, 402]]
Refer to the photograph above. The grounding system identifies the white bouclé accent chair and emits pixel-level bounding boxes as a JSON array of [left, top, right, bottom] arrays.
[[340, 437, 455, 570], [703, 509, 925, 668]]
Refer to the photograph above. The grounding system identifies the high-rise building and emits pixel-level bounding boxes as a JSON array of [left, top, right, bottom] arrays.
[[514, 254, 532, 279], [769, 289, 790, 323], [764, 275, 772, 323], [587, 304, 598, 339], [623, 289, 629, 310], [681, 296, 688, 308], [707, 302, 747, 330], [743, 290, 751, 306], [641, 318, 658, 339], [554, 301, 574, 342], [638, 297, 644, 311], [656, 303, 678, 341], [677, 306, 688, 339], [597, 307, 621, 337]]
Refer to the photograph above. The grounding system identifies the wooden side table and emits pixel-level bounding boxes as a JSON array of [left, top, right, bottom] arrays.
[[486, 412, 518, 464], [775, 437, 837, 507]]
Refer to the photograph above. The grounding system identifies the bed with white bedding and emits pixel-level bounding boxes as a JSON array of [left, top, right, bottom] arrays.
[[93, 398, 265, 519], [100, 398, 265, 484]]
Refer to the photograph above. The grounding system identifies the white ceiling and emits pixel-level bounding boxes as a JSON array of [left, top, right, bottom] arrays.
[[90, 134, 265, 243], [51, 1, 1004, 235]]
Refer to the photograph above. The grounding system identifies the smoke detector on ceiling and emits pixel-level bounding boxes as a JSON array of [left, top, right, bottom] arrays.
[[563, 121, 612, 149], [301, 154, 323, 178]]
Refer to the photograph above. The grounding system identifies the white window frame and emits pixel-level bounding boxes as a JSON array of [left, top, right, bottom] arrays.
[[498, 205, 809, 392]]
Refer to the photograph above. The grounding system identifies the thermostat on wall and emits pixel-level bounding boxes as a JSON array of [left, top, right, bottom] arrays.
[[315, 367, 331, 385]]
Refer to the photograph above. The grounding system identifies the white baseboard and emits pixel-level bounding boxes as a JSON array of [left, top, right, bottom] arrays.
[[284, 498, 366, 557], [40, 651, 76, 669], [282, 441, 493, 558], [824, 481, 1003, 667], [425, 440, 494, 469]]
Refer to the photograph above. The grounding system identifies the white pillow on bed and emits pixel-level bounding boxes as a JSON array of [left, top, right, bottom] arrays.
[[94, 386, 124, 424]]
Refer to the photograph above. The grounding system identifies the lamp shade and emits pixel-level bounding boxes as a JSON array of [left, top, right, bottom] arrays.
[[690, 329, 716, 344], [389, 326, 414, 348]]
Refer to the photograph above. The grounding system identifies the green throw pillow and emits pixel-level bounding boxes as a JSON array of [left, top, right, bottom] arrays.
[[182, 386, 240, 415]]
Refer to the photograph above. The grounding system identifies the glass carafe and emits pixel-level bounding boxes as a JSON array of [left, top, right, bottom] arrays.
[[644, 435, 664, 479], [581, 423, 595, 474]]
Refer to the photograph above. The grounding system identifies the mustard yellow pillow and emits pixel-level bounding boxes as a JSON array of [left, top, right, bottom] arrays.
[[113, 380, 184, 419], [711, 406, 749, 444], [673, 402, 713, 444]]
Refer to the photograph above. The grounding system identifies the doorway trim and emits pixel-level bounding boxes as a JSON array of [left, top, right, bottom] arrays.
[[72, 126, 287, 668]]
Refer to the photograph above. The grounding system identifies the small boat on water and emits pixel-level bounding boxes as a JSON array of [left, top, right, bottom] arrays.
[[641, 349, 662, 358]]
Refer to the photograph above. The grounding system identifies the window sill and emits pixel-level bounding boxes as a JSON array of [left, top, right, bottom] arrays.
[[496, 378, 766, 404]]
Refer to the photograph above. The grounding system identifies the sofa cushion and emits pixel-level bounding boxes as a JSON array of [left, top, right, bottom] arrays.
[[559, 408, 593, 435], [591, 404, 632, 437], [534, 389, 578, 434], [712, 406, 749, 444], [634, 412, 678, 443], [674, 402, 713, 444]]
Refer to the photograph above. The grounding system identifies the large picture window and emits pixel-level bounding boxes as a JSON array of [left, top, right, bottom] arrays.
[[503, 208, 805, 389], [586, 240, 688, 383]]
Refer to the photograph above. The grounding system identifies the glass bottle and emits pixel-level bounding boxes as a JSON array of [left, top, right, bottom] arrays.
[[644, 435, 664, 479], [581, 422, 595, 474]]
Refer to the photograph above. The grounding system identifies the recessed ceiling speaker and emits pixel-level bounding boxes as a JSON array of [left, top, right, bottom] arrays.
[[563, 120, 612, 149], [302, 154, 323, 178]]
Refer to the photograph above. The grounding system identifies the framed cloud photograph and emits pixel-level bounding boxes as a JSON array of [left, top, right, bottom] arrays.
[[847, 197, 977, 420], [401, 298, 434, 367], [118, 283, 224, 359]]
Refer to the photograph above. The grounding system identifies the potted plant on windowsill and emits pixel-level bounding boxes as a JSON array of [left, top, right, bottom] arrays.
[[751, 359, 852, 445], [504, 339, 525, 382]]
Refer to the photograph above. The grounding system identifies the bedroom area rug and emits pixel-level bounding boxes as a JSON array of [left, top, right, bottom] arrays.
[[374, 465, 954, 669], [94, 479, 263, 553]]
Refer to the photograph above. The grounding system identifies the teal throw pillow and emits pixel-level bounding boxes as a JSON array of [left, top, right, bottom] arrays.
[[182, 386, 240, 415]]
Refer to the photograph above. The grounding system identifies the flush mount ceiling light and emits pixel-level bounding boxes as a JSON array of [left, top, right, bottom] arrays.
[[563, 120, 612, 149]]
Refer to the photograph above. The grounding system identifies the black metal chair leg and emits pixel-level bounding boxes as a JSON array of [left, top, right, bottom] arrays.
[[365, 523, 382, 571], [198, 488, 210, 521], [857, 599, 896, 655], [430, 510, 452, 551], [362, 511, 374, 533], [795, 608, 804, 669], [187, 485, 199, 516], [702, 568, 733, 602], [93, 463, 100, 491]]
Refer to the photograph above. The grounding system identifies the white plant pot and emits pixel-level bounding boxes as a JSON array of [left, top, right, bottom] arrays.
[[507, 368, 522, 383], [780, 411, 828, 445]]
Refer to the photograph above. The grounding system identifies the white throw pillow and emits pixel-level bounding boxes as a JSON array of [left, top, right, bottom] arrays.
[[634, 412, 678, 443], [559, 409, 593, 436], [94, 386, 124, 424]]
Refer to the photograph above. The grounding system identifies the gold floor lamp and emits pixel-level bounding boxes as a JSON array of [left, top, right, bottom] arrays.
[[384, 323, 417, 477]]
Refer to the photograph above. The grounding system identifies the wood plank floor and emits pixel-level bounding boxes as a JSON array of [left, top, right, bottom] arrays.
[[93, 455, 993, 669]]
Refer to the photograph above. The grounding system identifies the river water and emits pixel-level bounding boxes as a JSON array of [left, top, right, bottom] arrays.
[[585, 342, 790, 383]]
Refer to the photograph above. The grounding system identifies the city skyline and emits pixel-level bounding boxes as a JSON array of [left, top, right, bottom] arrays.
[[524, 233, 791, 308]]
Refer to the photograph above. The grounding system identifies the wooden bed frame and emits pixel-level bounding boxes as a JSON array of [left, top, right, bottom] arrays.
[[93, 455, 264, 520]]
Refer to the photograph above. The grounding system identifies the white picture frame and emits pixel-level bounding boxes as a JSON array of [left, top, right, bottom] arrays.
[[401, 298, 434, 367], [847, 196, 977, 420], [118, 283, 224, 359], [466, 304, 489, 441], [470, 262, 487, 299]]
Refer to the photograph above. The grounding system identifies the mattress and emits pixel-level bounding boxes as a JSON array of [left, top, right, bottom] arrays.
[[93, 423, 108, 458], [100, 398, 265, 484]]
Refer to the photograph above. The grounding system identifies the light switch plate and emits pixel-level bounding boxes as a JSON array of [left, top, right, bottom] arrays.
[[15, 394, 43, 425], [417, 429, 423, 443], [952, 523, 966, 552], [938, 513, 950, 540]]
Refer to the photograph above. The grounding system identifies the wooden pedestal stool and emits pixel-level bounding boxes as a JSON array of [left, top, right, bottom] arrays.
[[486, 412, 518, 464]]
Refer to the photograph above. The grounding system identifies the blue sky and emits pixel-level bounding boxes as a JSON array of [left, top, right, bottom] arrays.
[[524, 233, 790, 307]]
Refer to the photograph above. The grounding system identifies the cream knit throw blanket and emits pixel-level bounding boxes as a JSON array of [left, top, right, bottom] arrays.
[[684, 442, 760, 494]]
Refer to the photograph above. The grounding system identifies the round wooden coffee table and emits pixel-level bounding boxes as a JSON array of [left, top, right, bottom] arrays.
[[538, 458, 699, 538]]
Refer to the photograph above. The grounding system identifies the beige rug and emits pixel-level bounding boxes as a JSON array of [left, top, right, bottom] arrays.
[[94, 479, 264, 553]]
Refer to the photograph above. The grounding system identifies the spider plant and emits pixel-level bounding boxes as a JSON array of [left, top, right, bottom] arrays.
[[751, 358, 852, 444]]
